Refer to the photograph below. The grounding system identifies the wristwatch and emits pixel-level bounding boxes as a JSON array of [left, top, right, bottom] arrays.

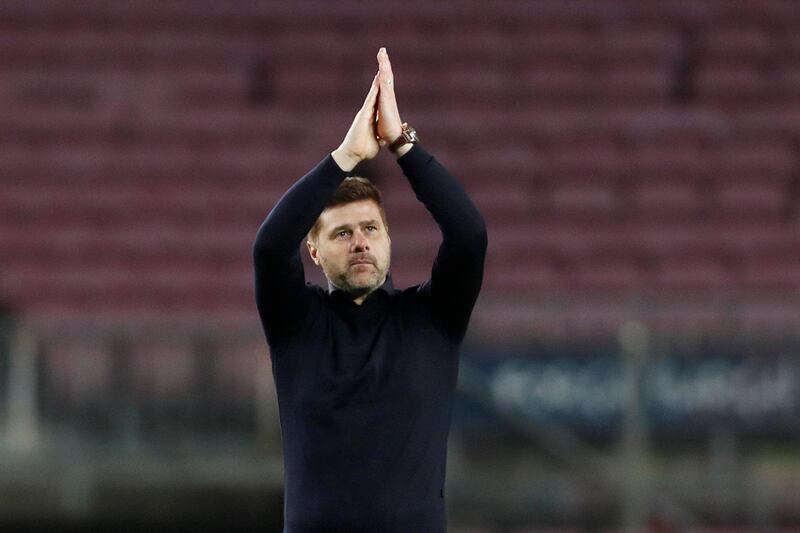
[[388, 122, 420, 153]]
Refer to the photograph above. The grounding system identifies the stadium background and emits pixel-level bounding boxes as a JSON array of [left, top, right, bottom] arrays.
[[1, 0, 800, 531]]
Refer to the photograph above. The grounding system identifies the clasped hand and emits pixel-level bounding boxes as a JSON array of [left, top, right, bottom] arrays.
[[332, 47, 406, 172]]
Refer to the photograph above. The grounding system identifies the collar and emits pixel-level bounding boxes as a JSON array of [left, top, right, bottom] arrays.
[[328, 272, 395, 301]]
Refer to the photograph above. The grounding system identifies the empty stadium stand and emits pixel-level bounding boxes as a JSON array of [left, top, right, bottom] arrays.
[[2, 1, 799, 342]]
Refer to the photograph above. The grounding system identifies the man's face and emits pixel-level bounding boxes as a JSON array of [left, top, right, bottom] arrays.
[[307, 199, 391, 299]]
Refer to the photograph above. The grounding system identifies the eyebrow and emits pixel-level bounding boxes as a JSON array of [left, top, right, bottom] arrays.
[[328, 220, 380, 237]]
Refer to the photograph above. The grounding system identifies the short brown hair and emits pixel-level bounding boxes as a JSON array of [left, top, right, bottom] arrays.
[[307, 176, 389, 242]]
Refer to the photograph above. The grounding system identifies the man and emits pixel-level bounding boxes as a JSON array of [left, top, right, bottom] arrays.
[[254, 47, 487, 532]]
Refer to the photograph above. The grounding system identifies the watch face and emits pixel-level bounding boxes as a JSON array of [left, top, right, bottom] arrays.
[[391, 125, 418, 151]]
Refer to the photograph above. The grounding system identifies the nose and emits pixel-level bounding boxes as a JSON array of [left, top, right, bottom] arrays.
[[351, 229, 370, 252]]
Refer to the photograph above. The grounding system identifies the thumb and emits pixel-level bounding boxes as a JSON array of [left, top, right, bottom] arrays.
[[360, 72, 380, 111]]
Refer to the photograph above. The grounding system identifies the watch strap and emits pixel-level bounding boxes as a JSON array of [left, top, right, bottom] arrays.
[[388, 122, 418, 153]]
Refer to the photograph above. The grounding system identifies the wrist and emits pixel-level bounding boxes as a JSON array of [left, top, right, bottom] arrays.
[[388, 122, 419, 157], [393, 143, 413, 158], [384, 129, 402, 144], [331, 147, 360, 172]]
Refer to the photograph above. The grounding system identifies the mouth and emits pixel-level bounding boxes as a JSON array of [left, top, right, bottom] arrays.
[[350, 257, 375, 266]]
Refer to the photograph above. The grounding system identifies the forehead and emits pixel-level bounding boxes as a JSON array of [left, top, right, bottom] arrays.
[[318, 199, 383, 230]]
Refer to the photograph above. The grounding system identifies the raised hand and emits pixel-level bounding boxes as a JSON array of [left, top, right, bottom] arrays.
[[332, 72, 381, 172]]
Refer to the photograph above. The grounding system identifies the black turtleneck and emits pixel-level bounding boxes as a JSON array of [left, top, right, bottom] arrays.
[[253, 144, 487, 533]]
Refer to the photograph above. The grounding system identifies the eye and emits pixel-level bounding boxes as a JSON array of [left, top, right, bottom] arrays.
[[336, 230, 351, 239], [366, 225, 377, 232]]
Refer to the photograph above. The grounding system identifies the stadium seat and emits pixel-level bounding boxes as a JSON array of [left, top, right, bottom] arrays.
[[1, 0, 799, 341]]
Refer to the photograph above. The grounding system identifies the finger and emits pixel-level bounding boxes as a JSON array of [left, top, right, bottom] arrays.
[[377, 51, 400, 127], [379, 47, 392, 72], [356, 73, 379, 120], [378, 47, 395, 92], [361, 72, 379, 109]]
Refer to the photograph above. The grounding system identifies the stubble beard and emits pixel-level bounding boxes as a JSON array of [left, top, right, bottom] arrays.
[[324, 252, 390, 298]]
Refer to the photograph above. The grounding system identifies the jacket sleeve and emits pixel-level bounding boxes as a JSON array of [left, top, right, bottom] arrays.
[[398, 144, 488, 343], [253, 154, 349, 348]]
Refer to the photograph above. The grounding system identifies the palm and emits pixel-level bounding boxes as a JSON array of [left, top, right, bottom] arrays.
[[363, 135, 380, 160], [376, 109, 400, 145], [346, 112, 380, 160]]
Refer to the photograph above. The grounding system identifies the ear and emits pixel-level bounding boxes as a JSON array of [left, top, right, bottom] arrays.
[[306, 239, 320, 266]]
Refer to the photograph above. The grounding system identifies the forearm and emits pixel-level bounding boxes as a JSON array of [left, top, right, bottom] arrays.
[[398, 144, 487, 243], [398, 144, 487, 342], [253, 152, 350, 347], [254, 153, 349, 257]]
